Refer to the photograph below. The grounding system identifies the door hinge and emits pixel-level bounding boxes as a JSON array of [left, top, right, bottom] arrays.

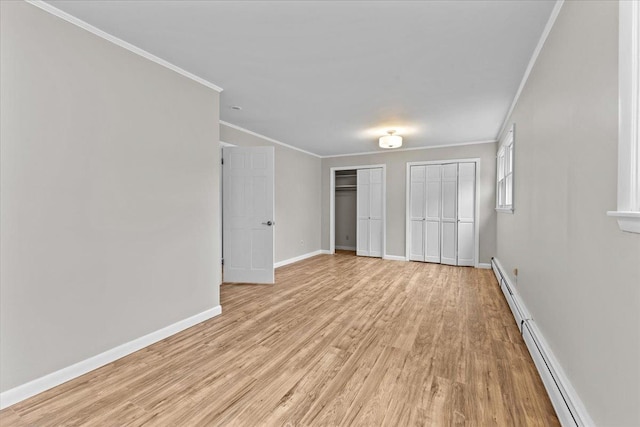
[[221, 258, 224, 265], [221, 158, 224, 165]]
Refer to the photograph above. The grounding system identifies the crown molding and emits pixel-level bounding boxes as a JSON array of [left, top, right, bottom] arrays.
[[25, 0, 223, 93], [320, 139, 497, 159], [220, 121, 322, 158], [497, 0, 564, 139]]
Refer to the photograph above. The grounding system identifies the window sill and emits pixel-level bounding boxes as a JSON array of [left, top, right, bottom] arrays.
[[496, 207, 514, 214], [607, 211, 640, 233]]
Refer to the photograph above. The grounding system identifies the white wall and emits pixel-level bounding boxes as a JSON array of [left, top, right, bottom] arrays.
[[496, 1, 640, 425], [321, 143, 497, 262], [0, 2, 221, 392], [220, 124, 322, 263]]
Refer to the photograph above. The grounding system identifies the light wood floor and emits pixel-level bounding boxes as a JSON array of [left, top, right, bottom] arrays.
[[0, 251, 559, 426]]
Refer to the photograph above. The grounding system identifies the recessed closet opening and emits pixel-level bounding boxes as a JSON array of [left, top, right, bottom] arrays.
[[334, 170, 357, 252], [329, 165, 386, 258]]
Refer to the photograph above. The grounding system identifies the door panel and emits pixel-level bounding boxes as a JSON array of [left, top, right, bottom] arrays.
[[357, 218, 369, 256], [410, 221, 425, 261], [369, 219, 383, 257], [425, 165, 442, 263], [410, 166, 426, 261], [223, 147, 275, 284], [356, 169, 370, 256], [357, 168, 383, 258], [457, 222, 475, 266], [441, 222, 457, 265], [457, 163, 475, 266], [440, 163, 458, 265]]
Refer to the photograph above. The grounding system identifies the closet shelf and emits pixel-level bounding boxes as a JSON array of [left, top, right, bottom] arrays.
[[336, 185, 356, 189], [336, 174, 357, 178]]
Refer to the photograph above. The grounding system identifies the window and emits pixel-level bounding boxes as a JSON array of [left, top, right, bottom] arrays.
[[608, 0, 640, 233], [496, 125, 515, 212]]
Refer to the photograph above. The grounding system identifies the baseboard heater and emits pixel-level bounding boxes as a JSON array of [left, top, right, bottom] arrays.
[[490, 258, 593, 427]]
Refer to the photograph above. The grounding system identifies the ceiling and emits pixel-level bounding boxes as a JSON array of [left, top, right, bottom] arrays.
[[48, 0, 556, 157]]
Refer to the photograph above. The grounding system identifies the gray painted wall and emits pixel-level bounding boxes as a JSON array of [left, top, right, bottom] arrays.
[[0, 2, 221, 392], [220, 125, 322, 263], [321, 143, 497, 262], [495, 1, 640, 425]]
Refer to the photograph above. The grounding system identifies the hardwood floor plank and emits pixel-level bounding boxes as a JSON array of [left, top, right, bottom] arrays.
[[0, 252, 559, 426]]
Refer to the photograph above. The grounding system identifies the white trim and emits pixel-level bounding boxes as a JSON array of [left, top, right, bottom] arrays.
[[219, 140, 236, 147], [274, 250, 325, 268], [329, 165, 387, 258], [404, 158, 481, 267], [606, 211, 640, 233], [477, 263, 491, 269], [491, 258, 594, 427], [608, 0, 640, 233], [497, 0, 564, 139], [495, 208, 514, 214], [322, 139, 496, 159], [220, 121, 321, 158], [335, 245, 356, 251], [0, 306, 222, 410], [25, 1, 223, 93], [383, 255, 407, 262]]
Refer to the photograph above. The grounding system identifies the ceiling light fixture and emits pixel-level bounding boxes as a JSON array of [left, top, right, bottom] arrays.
[[379, 130, 402, 149]]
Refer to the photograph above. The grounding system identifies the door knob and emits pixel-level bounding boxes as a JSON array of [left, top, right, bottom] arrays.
[[262, 220, 274, 226]]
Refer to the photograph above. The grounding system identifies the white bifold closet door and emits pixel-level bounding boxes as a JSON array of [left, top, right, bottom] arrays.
[[357, 168, 383, 257], [408, 162, 475, 266]]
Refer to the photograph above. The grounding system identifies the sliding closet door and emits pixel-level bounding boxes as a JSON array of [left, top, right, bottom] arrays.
[[425, 165, 442, 263], [440, 163, 458, 265], [457, 163, 476, 266], [356, 169, 370, 256], [409, 166, 426, 261], [368, 168, 384, 257]]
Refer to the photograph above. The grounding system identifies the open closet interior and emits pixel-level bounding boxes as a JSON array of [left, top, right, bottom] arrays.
[[334, 170, 357, 251]]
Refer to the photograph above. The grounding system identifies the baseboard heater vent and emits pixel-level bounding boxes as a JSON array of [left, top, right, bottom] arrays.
[[490, 257, 593, 427]]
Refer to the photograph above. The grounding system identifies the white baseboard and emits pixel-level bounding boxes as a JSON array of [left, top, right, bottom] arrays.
[[383, 254, 407, 262], [335, 245, 356, 251], [0, 305, 222, 410], [491, 258, 593, 426], [477, 262, 491, 269], [274, 250, 325, 268]]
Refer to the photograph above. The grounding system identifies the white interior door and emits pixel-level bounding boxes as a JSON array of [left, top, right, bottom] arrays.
[[440, 163, 458, 266], [409, 166, 426, 261], [357, 168, 383, 258], [425, 165, 442, 263], [457, 163, 476, 266], [222, 146, 275, 284]]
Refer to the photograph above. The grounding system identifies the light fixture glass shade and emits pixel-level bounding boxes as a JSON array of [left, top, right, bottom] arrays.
[[379, 132, 402, 149]]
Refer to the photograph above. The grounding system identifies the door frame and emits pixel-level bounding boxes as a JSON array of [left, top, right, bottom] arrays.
[[219, 141, 235, 269], [329, 164, 386, 257], [405, 158, 481, 267]]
